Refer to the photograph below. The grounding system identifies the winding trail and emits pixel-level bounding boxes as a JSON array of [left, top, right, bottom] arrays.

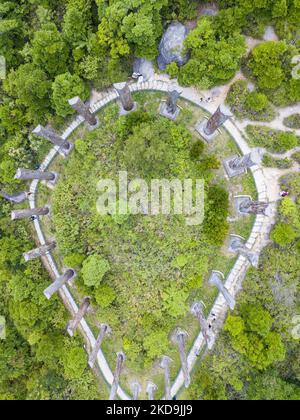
[[235, 105, 300, 137], [29, 74, 284, 400]]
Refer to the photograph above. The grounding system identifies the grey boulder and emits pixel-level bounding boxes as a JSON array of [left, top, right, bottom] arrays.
[[157, 22, 189, 70]]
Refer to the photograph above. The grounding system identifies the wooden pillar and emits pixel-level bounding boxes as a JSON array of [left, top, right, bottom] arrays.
[[32, 125, 71, 152], [11, 206, 50, 220], [88, 324, 111, 368], [15, 168, 56, 182], [23, 242, 56, 262], [67, 297, 90, 337], [44, 269, 76, 300], [68, 97, 98, 127], [160, 355, 173, 400], [109, 352, 126, 401]]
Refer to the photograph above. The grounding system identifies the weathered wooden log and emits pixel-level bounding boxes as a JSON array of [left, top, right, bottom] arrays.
[[109, 352, 126, 401], [23, 242, 56, 262], [11, 206, 50, 220], [166, 90, 181, 114], [88, 324, 111, 368], [0, 191, 31, 204], [44, 269, 76, 300], [131, 381, 142, 401], [191, 302, 212, 349], [15, 168, 56, 182], [173, 329, 190, 388], [146, 382, 158, 400], [160, 355, 173, 400], [209, 271, 235, 310], [32, 125, 71, 151], [67, 297, 90, 337], [204, 104, 232, 136], [114, 82, 134, 112], [68, 97, 97, 127]]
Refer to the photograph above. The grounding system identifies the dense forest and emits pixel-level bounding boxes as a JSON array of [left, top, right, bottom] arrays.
[[0, 0, 299, 400]]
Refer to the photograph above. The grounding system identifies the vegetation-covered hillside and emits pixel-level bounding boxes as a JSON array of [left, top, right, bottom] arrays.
[[0, 0, 299, 401]]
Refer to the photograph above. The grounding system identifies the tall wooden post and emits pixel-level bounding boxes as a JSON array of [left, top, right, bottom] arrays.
[[32, 125, 72, 153], [191, 302, 212, 349], [209, 271, 235, 310], [67, 297, 90, 337], [23, 242, 56, 262], [11, 206, 50, 220], [0, 191, 31, 204], [131, 381, 142, 401], [160, 356, 173, 400], [15, 168, 56, 182], [173, 329, 190, 388], [109, 352, 126, 401], [88, 324, 112, 368], [146, 382, 157, 401], [44, 269, 76, 300], [68, 97, 98, 127], [114, 82, 135, 112]]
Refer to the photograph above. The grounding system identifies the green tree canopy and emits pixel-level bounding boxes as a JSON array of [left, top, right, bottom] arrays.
[[81, 255, 110, 287]]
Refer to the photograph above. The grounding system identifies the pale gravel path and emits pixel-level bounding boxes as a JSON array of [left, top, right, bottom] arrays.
[[29, 72, 291, 400]]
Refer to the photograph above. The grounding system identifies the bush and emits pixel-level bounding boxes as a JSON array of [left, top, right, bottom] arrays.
[[52, 72, 89, 117], [245, 92, 268, 112], [246, 126, 298, 153], [262, 155, 293, 169], [283, 114, 300, 129], [190, 140, 205, 160], [64, 253, 85, 268], [271, 223, 297, 247], [95, 285, 116, 308], [166, 62, 179, 79], [63, 347, 87, 380], [292, 151, 300, 164], [226, 81, 275, 122], [81, 255, 110, 287], [203, 185, 229, 246]]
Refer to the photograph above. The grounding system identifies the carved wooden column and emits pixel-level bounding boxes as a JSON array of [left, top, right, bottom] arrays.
[[160, 355, 173, 400], [23, 242, 56, 262], [196, 104, 232, 143], [238, 198, 269, 216], [191, 302, 212, 349], [160, 89, 181, 120], [88, 324, 112, 368], [44, 269, 76, 300], [68, 97, 98, 127], [209, 271, 235, 310], [114, 82, 135, 113], [67, 297, 90, 337], [146, 382, 157, 400], [224, 149, 263, 178], [0, 191, 31, 204], [11, 206, 50, 220], [109, 352, 126, 401], [131, 381, 142, 401], [229, 235, 260, 267], [15, 168, 57, 183], [172, 329, 190, 388], [32, 125, 72, 155]]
